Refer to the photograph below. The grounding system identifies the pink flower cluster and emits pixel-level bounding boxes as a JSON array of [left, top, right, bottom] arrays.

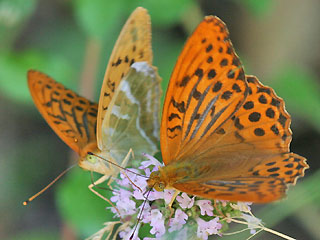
[[109, 154, 223, 239]]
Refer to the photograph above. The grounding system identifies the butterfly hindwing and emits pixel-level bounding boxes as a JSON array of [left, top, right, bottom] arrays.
[[249, 153, 308, 185], [173, 177, 286, 203], [173, 152, 307, 203], [101, 62, 161, 164], [27, 70, 98, 156]]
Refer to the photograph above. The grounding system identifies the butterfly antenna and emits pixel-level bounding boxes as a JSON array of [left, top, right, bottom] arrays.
[[130, 185, 154, 240], [122, 170, 143, 193], [23, 164, 76, 205], [87, 152, 148, 178]]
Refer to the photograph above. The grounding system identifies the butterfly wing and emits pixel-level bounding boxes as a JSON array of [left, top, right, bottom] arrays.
[[182, 76, 308, 175], [27, 70, 98, 157], [160, 16, 248, 165], [101, 62, 161, 164], [173, 177, 287, 203], [170, 76, 308, 202], [97, 7, 153, 150], [173, 153, 307, 203]]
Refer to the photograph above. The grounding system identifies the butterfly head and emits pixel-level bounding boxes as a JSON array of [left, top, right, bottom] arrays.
[[147, 171, 166, 191], [79, 151, 115, 176]]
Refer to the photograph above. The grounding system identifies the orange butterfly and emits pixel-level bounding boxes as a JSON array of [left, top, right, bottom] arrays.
[[27, 7, 161, 202], [147, 16, 308, 203]]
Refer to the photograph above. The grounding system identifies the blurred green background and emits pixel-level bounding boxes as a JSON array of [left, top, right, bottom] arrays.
[[1, 0, 319, 239]]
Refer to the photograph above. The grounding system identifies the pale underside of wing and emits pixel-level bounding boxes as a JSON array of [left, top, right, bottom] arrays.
[[160, 16, 248, 165], [100, 62, 161, 164], [97, 7, 153, 150], [27, 70, 98, 157]]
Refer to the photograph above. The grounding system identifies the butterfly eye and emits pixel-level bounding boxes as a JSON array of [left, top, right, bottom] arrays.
[[86, 155, 96, 163], [157, 182, 165, 191]]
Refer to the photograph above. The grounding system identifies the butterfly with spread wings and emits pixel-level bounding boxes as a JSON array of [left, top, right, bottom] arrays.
[[147, 15, 308, 203]]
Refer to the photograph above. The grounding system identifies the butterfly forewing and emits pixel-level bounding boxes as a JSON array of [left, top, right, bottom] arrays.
[[27, 70, 98, 156], [101, 62, 161, 164], [161, 16, 248, 165], [97, 7, 153, 150]]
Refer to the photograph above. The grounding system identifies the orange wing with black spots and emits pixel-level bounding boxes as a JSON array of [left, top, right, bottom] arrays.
[[154, 16, 308, 203], [97, 7, 153, 149], [168, 75, 308, 203], [201, 75, 293, 155], [160, 16, 248, 164], [28, 70, 98, 157], [173, 177, 287, 203]]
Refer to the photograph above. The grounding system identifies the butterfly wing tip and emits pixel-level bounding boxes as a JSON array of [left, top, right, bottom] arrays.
[[204, 16, 215, 22], [136, 6, 147, 11], [27, 69, 35, 76]]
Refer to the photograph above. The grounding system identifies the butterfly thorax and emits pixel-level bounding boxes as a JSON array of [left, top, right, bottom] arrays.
[[147, 171, 166, 191], [147, 163, 195, 191]]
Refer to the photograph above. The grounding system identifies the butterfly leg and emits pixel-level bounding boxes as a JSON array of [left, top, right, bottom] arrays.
[[88, 174, 122, 217], [168, 190, 180, 208], [121, 148, 134, 167], [119, 149, 144, 193], [167, 190, 180, 218]]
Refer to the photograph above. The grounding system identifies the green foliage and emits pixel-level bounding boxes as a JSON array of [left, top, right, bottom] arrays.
[[71, 0, 127, 41], [152, 31, 184, 105], [10, 230, 59, 240], [271, 65, 320, 132], [0, 50, 76, 103], [0, 0, 37, 49], [136, 0, 194, 26], [241, 0, 274, 16]]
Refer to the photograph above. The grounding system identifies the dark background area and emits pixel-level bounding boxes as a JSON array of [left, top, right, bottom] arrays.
[[0, 0, 319, 239]]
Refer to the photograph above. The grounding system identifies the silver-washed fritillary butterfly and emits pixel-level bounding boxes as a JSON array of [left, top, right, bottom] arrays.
[[27, 7, 161, 202], [147, 15, 308, 203]]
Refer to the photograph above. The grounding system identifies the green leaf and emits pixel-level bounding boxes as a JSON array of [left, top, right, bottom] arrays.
[[0, 50, 76, 103], [240, 0, 274, 16], [271, 65, 320, 132], [136, 0, 193, 26], [152, 31, 184, 106], [10, 229, 59, 240], [0, 0, 37, 49], [257, 169, 320, 225], [56, 168, 115, 238], [72, 0, 127, 40]]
